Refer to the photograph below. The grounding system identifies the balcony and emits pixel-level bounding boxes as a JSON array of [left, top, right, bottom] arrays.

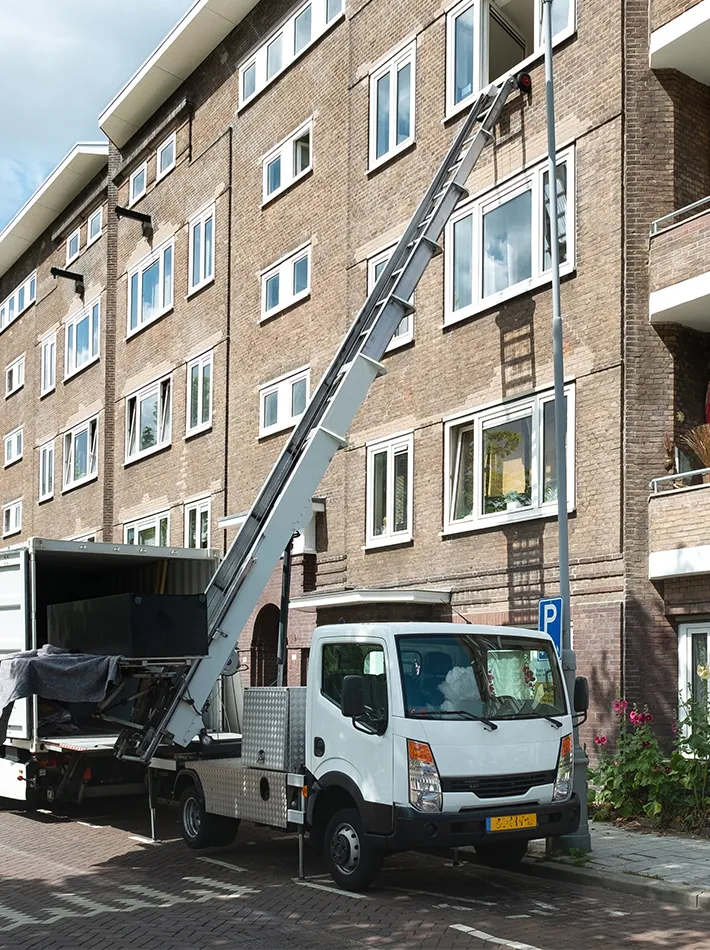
[[649, 196, 710, 330], [649, 469, 710, 578], [650, 0, 710, 83]]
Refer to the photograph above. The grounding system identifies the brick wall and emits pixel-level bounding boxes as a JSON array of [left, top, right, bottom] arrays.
[[649, 211, 710, 292], [651, 0, 705, 31], [649, 483, 710, 551]]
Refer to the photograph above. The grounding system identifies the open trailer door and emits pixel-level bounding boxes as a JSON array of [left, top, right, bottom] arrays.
[[0, 547, 30, 741]]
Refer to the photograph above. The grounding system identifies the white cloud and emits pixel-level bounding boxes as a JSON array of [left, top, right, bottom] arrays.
[[0, 0, 195, 229]]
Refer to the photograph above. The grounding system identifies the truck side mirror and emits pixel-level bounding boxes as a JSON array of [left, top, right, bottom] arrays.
[[341, 675, 364, 719], [573, 676, 589, 713]]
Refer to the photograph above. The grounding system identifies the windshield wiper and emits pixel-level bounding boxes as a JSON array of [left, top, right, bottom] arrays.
[[538, 714, 563, 728], [409, 710, 498, 731]]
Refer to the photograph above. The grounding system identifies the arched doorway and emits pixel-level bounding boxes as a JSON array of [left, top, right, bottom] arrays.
[[251, 603, 282, 686]]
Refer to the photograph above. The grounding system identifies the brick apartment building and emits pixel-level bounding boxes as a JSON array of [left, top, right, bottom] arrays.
[[1, 0, 709, 737]]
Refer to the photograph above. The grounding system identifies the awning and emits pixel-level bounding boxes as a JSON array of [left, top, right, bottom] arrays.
[[289, 588, 452, 611]]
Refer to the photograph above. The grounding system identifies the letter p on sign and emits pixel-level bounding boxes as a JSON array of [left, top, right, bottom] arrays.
[[538, 597, 563, 657]]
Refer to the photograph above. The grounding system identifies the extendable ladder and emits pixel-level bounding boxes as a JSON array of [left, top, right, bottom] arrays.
[[116, 71, 531, 764]]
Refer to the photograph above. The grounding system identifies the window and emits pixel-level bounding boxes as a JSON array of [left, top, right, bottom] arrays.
[[40, 333, 56, 396], [63, 417, 98, 490], [39, 440, 54, 502], [124, 511, 170, 547], [127, 238, 174, 334], [446, 0, 574, 115], [156, 132, 176, 181], [65, 300, 100, 379], [679, 623, 710, 738], [185, 497, 210, 549], [262, 119, 313, 204], [129, 162, 147, 205], [368, 244, 414, 350], [87, 206, 103, 245], [188, 205, 215, 294], [444, 385, 574, 532], [2, 500, 21, 538], [66, 227, 81, 265], [239, 0, 344, 107], [321, 642, 388, 731], [4, 427, 23, 467], [1, 272, 36, 332], [261, 244, 311, 319], [126, 376, 172, 462], [446, 147, 574, 322], [259, 366, 309, 437], [366, 431, 413, 547], [186, 352, 213, 437], [369, 41, 416, 170], [5, 356, 25, 397]]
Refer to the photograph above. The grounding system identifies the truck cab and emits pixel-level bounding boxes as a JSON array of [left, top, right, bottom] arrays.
[[305, 622, 583, 890]]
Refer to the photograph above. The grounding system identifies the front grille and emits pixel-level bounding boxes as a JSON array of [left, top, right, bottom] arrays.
[[440, 769, 556, 798]]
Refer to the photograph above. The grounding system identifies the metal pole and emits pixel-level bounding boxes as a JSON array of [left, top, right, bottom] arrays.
[[148, 767, 157, 842], [542, 0, 590, 852], [277, 536, 294, 687]]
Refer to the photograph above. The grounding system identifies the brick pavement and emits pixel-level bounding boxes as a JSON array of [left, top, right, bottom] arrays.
[[1, 802, 710, 950]]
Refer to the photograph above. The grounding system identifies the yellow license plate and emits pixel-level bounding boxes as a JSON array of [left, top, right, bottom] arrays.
[[486, 813, 537, 832]]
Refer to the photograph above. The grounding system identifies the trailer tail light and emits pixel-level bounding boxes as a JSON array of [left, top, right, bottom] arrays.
[[83, 767, 92, 781], [407, 740, 442, 813], [553, 734, 573, 801]]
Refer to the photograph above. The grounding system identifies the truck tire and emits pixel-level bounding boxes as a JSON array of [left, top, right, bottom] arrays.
[[179, 785, 239, 849], [324, 807, 382, 892], [474, 838, 528, 869]]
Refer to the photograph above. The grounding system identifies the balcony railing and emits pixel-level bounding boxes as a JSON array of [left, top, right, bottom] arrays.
[[650, 195, 710, 237], [650, 467, 710, 493]]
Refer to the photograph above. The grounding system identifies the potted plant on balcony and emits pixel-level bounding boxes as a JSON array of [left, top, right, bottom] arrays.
[[681, 424, 710, 483], [503, 490, 528, 511]]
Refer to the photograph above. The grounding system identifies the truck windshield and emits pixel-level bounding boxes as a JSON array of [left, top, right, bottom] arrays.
[[397, 633, 566, 721]]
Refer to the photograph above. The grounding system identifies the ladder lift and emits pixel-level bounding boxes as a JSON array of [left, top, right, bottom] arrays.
[[114, 71, 532, 765]]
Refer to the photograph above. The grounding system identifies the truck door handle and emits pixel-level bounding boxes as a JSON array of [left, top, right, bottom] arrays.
[[314, 737, 325, 757]]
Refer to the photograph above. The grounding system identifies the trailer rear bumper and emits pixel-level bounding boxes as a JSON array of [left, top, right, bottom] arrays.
[[383, 794, 580, 851]]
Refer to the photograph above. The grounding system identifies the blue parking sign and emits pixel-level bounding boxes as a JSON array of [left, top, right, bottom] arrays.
[[538, 597, 563, 657]]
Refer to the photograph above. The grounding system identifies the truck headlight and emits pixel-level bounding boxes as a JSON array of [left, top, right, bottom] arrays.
[[553, 734, 573, 801], [407, 739, 442, 812]]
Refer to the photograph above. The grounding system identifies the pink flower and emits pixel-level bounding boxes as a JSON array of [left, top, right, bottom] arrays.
[[644, 713, 654, 724], [672, 720, 678, 734], [642, 741, 651, 749], [613, 699, 628, 714], [629, 711, 639, 725], [594, 735, 608, 746]]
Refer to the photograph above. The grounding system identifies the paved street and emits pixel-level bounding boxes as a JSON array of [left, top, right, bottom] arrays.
[[1, 801, 710, 950]]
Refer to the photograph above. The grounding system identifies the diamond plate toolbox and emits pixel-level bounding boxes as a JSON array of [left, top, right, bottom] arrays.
[[242, 687, 306, 771], [190, 759, 289, 826]]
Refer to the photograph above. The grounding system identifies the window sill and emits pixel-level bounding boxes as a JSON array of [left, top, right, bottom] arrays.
[[441, 502, 575, 536], [444, 265, 575, 328], [3, 458, 22, 469], [155, 163, 175, 184], [2, 529, 21, 539], [38, 493, 54, 505], [384, 331, 414, 354], [62, 473, 98, 494], [126, 305, 173, 340], [362, 533, 413, 551], [128, 191, 146, 209], [260, 290, 311, 323], [64, 354, 100, 383], [367, 138, 416, 176], [5, 387, 23, 399], [66, 251, 81, 267], [258, 420, 298, 440], [86, 232, 102, 248], [39, 386, 56, 400], [186, 277, 215, 300], [185, 423, 212, 441], [124, 441, 171, 467], [262, 167, 314, 208]]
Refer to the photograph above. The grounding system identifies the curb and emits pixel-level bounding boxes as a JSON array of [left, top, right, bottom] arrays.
[[455, 848, 710, 910]]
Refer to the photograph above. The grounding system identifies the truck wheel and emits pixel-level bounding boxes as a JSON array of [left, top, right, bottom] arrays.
[[324, 807, 382, 892], [179, 785, 239, 849], [474, 838, 528, 869]]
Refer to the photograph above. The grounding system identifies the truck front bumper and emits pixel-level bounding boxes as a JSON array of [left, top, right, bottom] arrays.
[[382, 794, 580, 852]]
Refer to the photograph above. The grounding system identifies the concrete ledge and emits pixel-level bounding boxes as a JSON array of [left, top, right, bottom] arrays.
[[455, 847, 710, 910]]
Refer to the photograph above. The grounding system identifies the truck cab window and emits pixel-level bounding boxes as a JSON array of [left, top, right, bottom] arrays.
[[321, 642, 388, 731]]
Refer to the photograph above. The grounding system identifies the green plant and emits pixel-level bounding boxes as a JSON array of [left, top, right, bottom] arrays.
[[568, 847, 591, 866]]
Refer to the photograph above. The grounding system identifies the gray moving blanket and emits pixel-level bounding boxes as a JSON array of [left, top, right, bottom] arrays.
[[0, 645, 121, 743]]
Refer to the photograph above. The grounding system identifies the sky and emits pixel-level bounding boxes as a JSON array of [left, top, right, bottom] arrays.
[[0, 0, 196, 231]]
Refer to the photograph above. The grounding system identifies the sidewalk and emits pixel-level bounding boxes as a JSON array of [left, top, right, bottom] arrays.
[[462, 821, 710, 908]]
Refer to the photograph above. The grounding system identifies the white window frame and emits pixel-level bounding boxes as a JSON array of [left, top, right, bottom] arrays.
[[262, 118, 314, 205], [125, 375, 172, 464], [365, 430, 414, 549], [65, 299, 100, 380], [39, 440, 54, 502], [124, 511, 170, 547], [678, 622, 710, 740], [443, 384, 575, 534], [259, 366, 310, 437], [2, 500, 22, 538], [66, 227, 81, 265], [186, 351, 213, 438], [445, 0, 576, 118], [4, 427, 23, 467], [188, 204, 216, 295], [367, 242, 414, 351], [5, 355, 25, 397], [1, 272, 37, 333], [184, 497, 211, 549], [63, 416, 99, 491], [127, 238, 174, 336], [261, 243, 312, 320], [368, 40, 417, 172], [156, 132, 177, 182], [87, 206, 103, 246], [40, 332, 57, 397], [445, 145, 575, 324], [129, 162, 148, 206], [73, 533, 97, 542]]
